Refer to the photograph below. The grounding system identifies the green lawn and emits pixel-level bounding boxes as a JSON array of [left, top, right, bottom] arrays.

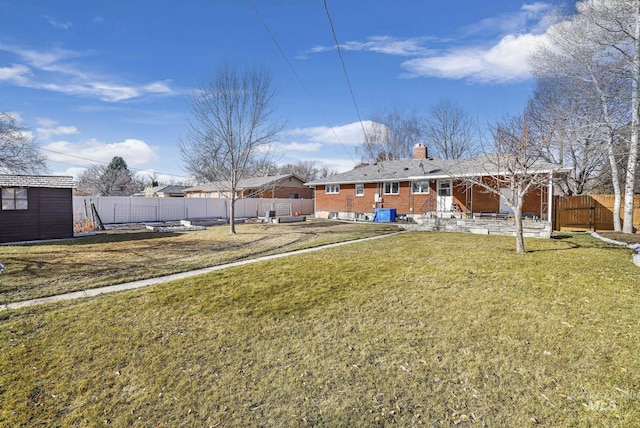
[[1, 231, 639, 426], [0, 220, 400, 304]]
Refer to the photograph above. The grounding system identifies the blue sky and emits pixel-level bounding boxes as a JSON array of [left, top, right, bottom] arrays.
[[0, 1, 561, 183]]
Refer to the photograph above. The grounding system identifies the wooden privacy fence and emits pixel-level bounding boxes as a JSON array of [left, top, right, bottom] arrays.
[[553, 194, 640, 231]]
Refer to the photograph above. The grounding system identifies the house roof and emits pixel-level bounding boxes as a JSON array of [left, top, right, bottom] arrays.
[[184, 174, 304, 192], [149, 185, 189, 194], [0, 174, 74, 188], [305, 156, 568, 186]]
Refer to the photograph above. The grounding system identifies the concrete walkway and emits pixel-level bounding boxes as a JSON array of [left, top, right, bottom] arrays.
[[1, 232, 403, 312]]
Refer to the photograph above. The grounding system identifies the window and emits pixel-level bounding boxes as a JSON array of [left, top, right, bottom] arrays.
[[355, 183, 364, 196], [438, 181, 451, 197], [325, 184, 340, 194], [288, 193, 300, 199], [2, 188, 28, 210], [383, 182, 399, 194], [412, 181, 430, 194]]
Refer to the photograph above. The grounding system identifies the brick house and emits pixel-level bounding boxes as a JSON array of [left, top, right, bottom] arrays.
[[183, 174, 313, 199], [0, 175, 74, 243], [305, 144, 566, 221], [137, 185, 189, 197]]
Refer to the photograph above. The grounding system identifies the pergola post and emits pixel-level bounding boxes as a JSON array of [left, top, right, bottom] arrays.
[[547, 172, 553, 222]]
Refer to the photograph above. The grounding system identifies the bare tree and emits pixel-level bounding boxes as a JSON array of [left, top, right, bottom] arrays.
[[532, 0, 640, 233], [180, 65, 282, 233], [423, 99, 476, 159], [0, 112, 47, 174], [279, 160, 337, 182], [531, 4, 631, 231], [527, 78, 609, 196], [461, 115, 560, 253], [358, 109, 422, 162], [76, 156, 142, 196]]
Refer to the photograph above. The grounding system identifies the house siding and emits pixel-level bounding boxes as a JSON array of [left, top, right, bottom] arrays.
[[185, 176, 313, 199], [315, 179, 546, 219], [243, 185, 313, 199], [523, 188, 543, 215], [315, 181, 436, 216], [0, 187, 73, 243]]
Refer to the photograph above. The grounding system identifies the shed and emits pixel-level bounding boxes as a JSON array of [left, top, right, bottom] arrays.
[[0, 175, 75, 243]]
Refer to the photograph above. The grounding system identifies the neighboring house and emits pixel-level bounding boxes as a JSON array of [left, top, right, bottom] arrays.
[[305, 144, 567, 221], [136, 185, 189, 197], [0, 175, 74, 243], [183, 174, 313, 199]]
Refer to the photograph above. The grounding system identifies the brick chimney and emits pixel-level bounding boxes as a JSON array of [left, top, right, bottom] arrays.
[[413, 143, 428, 160]]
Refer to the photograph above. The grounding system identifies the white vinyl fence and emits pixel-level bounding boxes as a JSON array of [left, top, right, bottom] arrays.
[[74, 196, 314, 224]]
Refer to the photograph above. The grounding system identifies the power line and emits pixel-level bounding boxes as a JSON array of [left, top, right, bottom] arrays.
[[322, 0, 371, 151], [248, 0, 358, 166], [39, 147, 193, 180]]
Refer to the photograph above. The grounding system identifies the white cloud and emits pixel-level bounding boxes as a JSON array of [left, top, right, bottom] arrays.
[[43, 138, 157, 167], [143, 80, 174, 94], [401, 32, 545, 83], [43, 16, 72, 30], [0, 44, 177, 101], [303, 2, 555, 84], [278, 142, 323, 152], [399, 2, 555, 83], [277, 122, 373, 172], [307, 36, 434, 57], [522, 2, 552, 15], [50, 166, 87, 180], [0, 63, 31, 84], [36, 122, 79, 141], [461, 2, 552, 36], [287, 121, 372, 146]]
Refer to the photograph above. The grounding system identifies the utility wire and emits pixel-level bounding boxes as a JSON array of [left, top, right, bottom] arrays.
[[322, 0, 371, 151], [248, 0, 358, 166], [39, 147, 192, 180]]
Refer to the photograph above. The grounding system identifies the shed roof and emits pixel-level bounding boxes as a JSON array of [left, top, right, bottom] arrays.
[[0, 174, 75, 188]]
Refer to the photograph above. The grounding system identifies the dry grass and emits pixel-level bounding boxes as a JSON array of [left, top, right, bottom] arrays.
[[0, 231, 638, 426], [0, 220, 400, 304], [73, 219, 97, 233]]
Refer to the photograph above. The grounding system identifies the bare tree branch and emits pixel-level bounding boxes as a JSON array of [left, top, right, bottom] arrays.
[[423, 99, 476, 160], [357, 109, 422, 162], [0, 112, 47, 175]]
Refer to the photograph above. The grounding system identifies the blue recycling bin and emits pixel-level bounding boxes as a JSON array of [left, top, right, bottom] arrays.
[[373, 208, 396, 222]]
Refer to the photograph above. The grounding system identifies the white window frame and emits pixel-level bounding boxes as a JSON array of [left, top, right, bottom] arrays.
[[2, 188, 28, 210], [383, 182, 399, 195], [325, 184, 340, 194], [412, 181, 430, 194], [355, 183, 364, 196]]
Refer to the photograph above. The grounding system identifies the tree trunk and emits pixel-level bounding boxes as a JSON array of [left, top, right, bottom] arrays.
[[590, 66, 623, 231], [623, 2, 640, 233], [608, 137, 623, 232], [514, 203, 525, 254], [229, 197, 236, 234]]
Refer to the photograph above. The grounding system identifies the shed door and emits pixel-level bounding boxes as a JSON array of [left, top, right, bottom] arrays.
[[437, 180, 452, 211]]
